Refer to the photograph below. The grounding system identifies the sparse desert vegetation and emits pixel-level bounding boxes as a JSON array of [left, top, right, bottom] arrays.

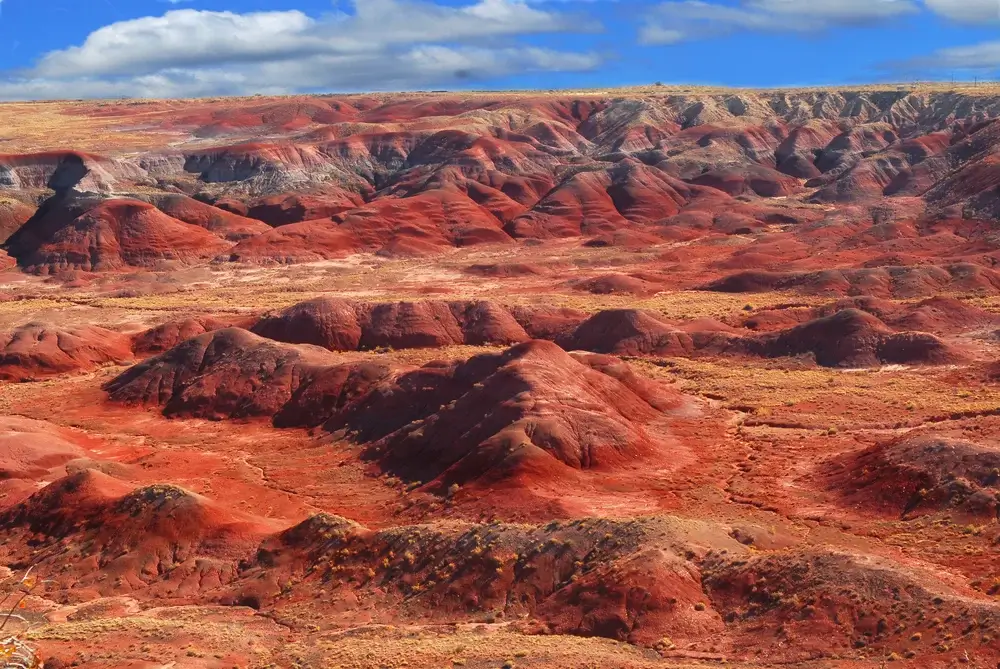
[[0, 87, 997, 668]]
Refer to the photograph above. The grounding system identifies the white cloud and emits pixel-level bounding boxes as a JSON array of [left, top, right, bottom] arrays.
[[0, 1, 601, 100], [641, 0, 918, 44], [895, 40, 1000, 72], [33, 10, 318, 79], [923, 0, 1000, 22]]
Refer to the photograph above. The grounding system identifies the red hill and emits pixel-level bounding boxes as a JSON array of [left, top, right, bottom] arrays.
[[0, 323, 133, 381], [5, 194, 231, 273]]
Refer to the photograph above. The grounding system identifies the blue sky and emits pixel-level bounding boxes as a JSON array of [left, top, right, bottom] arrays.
[[0, 0, 998, 99]]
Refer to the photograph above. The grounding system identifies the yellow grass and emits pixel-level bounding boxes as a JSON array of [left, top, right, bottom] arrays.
[[3, 82, 1000, 154]]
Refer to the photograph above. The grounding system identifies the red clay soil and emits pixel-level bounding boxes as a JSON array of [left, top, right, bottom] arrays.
[[148, 194, 273, 241], [229, 514, 745, 646], [0, 323, 134, 381], [332, 341, 684, 491], [705, 263, 1000, 298], [4, 89, 1000, 668], [702, 548, 1000, 660], [736, 309, 960, 367], [5, 194, 231, 273], [689, 164, 802, 197], [0, 470, 273, 601], [505, 160, 716, 239], [226, 189, 515, 261], [743, 296, 1000, 335], [243, 192, 366, 226], [0, 416, 90, 485], [830, 432, 1000, 518], [330, 189, 513, 255], [251, 298, 530, 350], [131, 315, 246, 355], [104, 328, 396, 425], [223, 219, 359, 263], [0, 198, 34, 243]]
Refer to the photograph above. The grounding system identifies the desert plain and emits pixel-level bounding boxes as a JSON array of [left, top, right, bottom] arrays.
[[0, 86, 995, 668]]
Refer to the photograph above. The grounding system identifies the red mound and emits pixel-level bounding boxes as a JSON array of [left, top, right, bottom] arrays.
[[132, 315, 242, 355], [832, 433, 1000, 518], [5, 194, 231, 273], [252, 298, 530, 350], [106, 334, 686, 493], [703, 549, 1000, 659], [740, 304, 818, 331], [360, 301, 513, 348], [330, 340, 683, 490], [0, 471, 270, 599], [547, 307, 953, 367], [560, 309, 701, 356], [332, 189, 512, 256], [706, 264, 1000, 298], [886, 295, 1000, 333], [245, 193, 364, 226], [251, 298, 364, 350], [226, 188, 513, 262], [508, 305, 589, 341], [224, 219, 358, 263], [689, 165, 802, 197], [464, 262, 548, 278], [105, 328, 395, 425], [150, 194, 272, 241], [0, 417, 86, 483], [234, 514, 743, 645], [506, 160, 703, 239], [745, 295, 1000, 336], [0, 323, 133, 381], [569, 273, 664, 296], [739, 309, 958, 367]]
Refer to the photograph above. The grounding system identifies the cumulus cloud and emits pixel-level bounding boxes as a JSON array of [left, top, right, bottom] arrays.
[[640, 0, 918, 44], [0, 0, 601, 100]]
